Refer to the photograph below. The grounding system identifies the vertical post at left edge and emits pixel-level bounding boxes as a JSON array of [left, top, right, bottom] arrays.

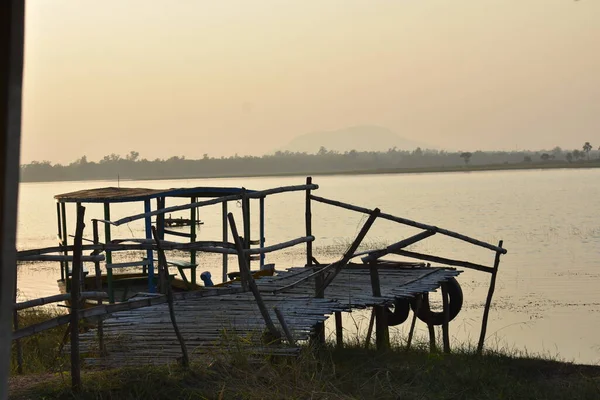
[[0, 2, 25, 398]]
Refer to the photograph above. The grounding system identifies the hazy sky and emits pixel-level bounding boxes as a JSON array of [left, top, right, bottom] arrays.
[[21, 0, 600, 164]]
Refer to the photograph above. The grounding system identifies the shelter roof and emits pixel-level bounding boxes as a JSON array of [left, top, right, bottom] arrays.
[[54, 186, 253, 203]]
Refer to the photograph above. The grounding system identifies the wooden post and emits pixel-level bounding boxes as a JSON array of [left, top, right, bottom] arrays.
[[423, 293, 436, 353], [151, 226, 189, 368], [70, 204, 86, 393], [364, 309, 375, 349], [406, 294, 422, 352], [56, 202, 64, 281], [12, 269, 22, 374], [228, 213, 281, 342], [241, 189, 251, 268], [273, 307, 295, 346], [259, 196, 265, 268], [1, 5, 25, 394], [369, 262, 389, 351], [305, 177, 312, 267], [335, 311, 343, 348], [441, 283, 451, 353], [60, 202, 69, 289], [477, 240, 504, 354], [103, 203, 114, 303], [92, 220, 104, 356], [189, 196, 197, 285], [222, 201, 228, 283], [144, 199, 155, 293]]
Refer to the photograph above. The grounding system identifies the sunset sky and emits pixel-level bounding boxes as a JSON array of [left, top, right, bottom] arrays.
[[21, 0, 600, 164]]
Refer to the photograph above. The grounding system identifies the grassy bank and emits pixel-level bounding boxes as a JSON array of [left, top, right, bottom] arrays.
[[9, 342, 600, 400]]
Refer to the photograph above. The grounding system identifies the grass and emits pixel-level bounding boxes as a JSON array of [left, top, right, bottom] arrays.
[[11, 307, 70, 374], [9, 339, 600, 400]]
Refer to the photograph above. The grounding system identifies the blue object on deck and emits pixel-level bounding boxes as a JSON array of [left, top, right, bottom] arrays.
[[200, 271, 214, 287]]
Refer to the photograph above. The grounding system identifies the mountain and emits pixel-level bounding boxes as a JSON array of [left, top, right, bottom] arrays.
[[279, 125, 431, 154]]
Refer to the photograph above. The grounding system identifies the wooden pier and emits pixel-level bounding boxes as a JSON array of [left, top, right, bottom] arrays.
[[78, 265, 460, 366], [13, 177, 506, 391]]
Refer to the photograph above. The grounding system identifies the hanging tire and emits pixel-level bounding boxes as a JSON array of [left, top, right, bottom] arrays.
[[411, 277, 463, 326], [385, 298, 410, 326]]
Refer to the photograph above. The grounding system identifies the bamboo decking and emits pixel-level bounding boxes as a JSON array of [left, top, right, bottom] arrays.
[[78, 265, 460, 366]]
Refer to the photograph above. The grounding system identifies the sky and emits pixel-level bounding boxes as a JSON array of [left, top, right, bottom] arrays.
[[21, 0, 600, 164]]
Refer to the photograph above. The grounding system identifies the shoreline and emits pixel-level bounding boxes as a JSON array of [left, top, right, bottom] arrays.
[[19, 161, 600, 184]]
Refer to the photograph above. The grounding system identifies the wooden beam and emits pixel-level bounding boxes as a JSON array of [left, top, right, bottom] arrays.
[[111, 184, 318, 227], [228, 213, 281, 342], [391, 249, 493, 273], [361, 230, 436, 263], [310, 194, 507, 254], [319, 208, 380, 291], [0, 2, 24, 397]]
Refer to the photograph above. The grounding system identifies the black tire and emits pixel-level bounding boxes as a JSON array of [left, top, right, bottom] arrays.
[[385, 298, 410, 326], [411, 277, 463, 326]]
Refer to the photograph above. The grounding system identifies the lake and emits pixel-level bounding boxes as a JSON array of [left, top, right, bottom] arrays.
[[15, 169, 600, 365]]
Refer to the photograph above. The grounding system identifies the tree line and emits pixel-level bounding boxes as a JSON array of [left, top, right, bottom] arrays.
[[21, 143, 599, 182]]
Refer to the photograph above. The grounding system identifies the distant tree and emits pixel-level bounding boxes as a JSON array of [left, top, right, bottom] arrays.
[[583, 142, 592, 160], [460, 152, 472, 165], [202, 153, 209, 160], [572, 149, 583, 161], [413, 147, 423, 157], [317, 146, 328, 156], [566, 152, 573, 163], [125, 150, 140, 162], [551, 146, 562, 157], [540, 153, 550, 162], [523, 155, 532, 163]]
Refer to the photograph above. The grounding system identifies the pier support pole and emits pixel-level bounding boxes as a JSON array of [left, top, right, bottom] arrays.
[[190, 196, 197, 285], [222, 201, 228, 283], [335, 312, 343, 348], [423, 293, 437, 353], [305, 177, 313, 267], [103, 203, 114, 303], [92, 220, 105, 356], [477, 240, 504, 355], [369, 261, 389, 351], [441, 282, 451, 353], [144, 199, 155, 293], [406, 294, 422, 352], [70, 205, 86, 393]]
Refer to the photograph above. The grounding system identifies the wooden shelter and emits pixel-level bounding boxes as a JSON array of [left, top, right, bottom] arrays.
[[54, 186, 267, 302]]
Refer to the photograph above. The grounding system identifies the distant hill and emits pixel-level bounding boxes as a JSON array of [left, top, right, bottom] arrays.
[[279, 125, 432, 154]]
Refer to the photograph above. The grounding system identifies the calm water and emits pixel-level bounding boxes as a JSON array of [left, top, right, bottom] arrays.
[[15, 169, 600, 365]]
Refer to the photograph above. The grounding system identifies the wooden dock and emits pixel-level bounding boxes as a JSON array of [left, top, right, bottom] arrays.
[[78, 265, 460, 366]]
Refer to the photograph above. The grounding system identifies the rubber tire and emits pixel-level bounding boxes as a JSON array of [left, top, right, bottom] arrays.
[[385, 298, 411, 326], [411, 277, 463, 326]]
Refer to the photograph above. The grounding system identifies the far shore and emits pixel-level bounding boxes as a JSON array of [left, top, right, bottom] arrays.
[[19, 160, 600, 184]]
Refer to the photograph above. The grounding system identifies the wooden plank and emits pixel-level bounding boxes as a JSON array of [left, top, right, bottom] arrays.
[[106, 260, 152, 269], [163, 229, 193, 238]]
